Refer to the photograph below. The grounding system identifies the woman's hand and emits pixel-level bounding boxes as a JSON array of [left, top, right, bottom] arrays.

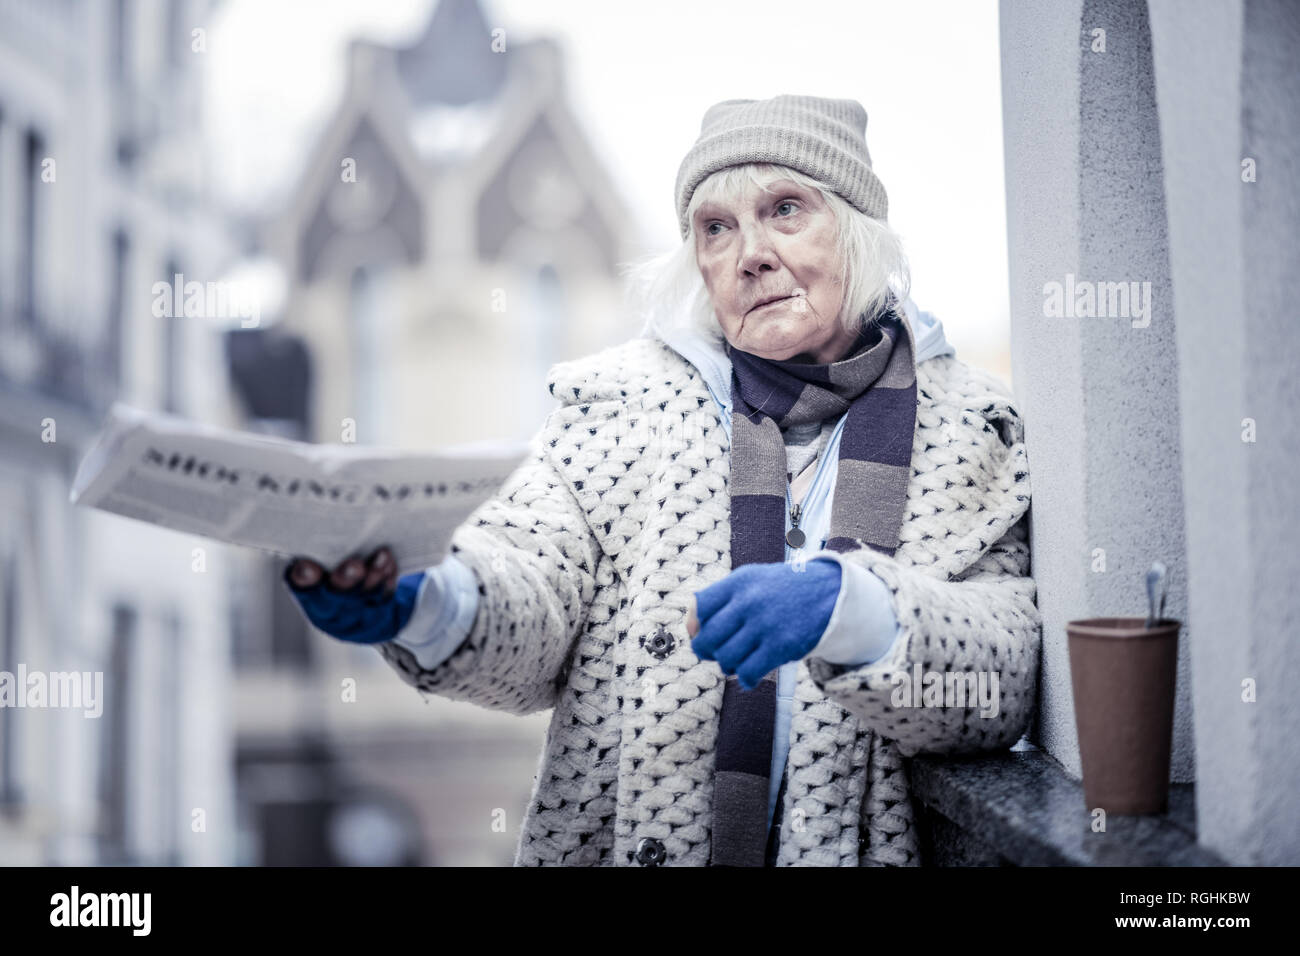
[[689, 558, 842, 689], [283, 546, 423, 644]]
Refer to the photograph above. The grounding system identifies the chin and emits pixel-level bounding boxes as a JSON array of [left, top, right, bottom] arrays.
[[752, 331, 812, 361], [753, 344, 809, 362]]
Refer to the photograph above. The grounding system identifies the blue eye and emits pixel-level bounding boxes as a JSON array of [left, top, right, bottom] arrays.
[[776, 200, 798, 216]]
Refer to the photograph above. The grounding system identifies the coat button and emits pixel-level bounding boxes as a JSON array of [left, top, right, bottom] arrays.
[[648, 626, 675, 660], [635, 837, 666, 866]]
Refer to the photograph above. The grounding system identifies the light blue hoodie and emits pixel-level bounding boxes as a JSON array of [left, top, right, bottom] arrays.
[[392, 297, 956, 837]]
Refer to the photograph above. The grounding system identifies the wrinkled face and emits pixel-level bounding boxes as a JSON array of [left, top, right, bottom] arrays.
[[693, 178, 857, 363]]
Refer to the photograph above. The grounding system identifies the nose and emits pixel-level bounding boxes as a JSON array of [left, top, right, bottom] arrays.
[[736, 221, 779, 277]]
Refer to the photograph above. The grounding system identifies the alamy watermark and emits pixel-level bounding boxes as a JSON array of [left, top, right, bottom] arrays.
[[0, 665, 103, 718], [152, 271, 261, 327], [1042, 273, 1151, 328], [891, 664, 1000, 719], [50, 886, 150, 936]]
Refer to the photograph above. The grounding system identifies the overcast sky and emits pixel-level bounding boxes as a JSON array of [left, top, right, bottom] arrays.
[[205, 0, 1010, 356]]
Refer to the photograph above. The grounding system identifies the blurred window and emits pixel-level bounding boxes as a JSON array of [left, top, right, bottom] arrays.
[[158, 607, 181, 863], [108, 229, 130, 386], [348, 266, 393, 445], [98, 602, 135, 862], [0, 550, 20, 814], [162, 256, 182, 413], [20, 128, 44, 326]]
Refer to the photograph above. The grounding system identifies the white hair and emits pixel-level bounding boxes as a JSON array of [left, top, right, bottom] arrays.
[[622, 163, 911, 346]]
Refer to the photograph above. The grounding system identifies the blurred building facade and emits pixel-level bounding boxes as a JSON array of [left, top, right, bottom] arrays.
[[226, 0, 641, 865], [265, 0, 639, 450], [0, 0, 238, 864]]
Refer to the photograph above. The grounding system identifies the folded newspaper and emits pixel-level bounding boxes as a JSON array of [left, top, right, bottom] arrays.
[[69, 402, 532, 576]]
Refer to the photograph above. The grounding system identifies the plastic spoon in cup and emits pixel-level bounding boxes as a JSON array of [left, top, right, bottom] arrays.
[[1145, 561, 1167, 628]]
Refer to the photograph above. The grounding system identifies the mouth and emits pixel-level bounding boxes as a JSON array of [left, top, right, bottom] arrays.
[[747, 295, 789, 315]]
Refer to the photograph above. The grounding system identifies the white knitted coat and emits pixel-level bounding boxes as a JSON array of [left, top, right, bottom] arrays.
[[376, 335, 1042, 866]]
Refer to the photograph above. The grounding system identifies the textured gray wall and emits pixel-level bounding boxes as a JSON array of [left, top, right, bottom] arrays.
[[1148, 0, 1300, 866], [1076, 0, 1195, 783], [1001, 0, 1088, 780], [1001, 0, 1195, 783], [1003, 0, 1300, 864]]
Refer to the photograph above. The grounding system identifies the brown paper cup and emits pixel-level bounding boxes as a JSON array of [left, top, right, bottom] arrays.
[[1067, 616, 1180, 815]]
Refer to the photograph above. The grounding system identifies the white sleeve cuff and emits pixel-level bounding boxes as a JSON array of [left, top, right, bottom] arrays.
[[806, 551, 901, 667], [390, 554, 480, 671]]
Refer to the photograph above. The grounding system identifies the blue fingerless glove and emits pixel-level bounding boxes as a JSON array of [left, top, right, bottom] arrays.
[[283, 564, 425, 644], [690, 558, 842, 690]]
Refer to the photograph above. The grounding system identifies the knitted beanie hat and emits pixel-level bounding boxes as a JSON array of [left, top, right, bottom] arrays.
[[674, 94, 889, 240]]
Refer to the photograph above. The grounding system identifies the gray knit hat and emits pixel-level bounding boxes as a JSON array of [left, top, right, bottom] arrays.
[[674, 94, 889, 240]]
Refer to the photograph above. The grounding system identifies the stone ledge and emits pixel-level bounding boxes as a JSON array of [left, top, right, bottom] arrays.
[[907, 748, 1227, 866]]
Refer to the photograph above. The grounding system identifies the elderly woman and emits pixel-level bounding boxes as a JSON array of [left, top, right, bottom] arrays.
[[284, 94, 1041, 867]]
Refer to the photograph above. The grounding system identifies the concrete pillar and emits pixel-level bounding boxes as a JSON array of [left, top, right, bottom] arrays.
[[1002, 0, 1300, 864], [1148, 0, 1300, 866], [1001, 0, 1195, 783]]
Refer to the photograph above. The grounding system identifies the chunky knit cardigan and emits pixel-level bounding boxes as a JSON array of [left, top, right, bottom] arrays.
[[375, 335, 1042, 866]]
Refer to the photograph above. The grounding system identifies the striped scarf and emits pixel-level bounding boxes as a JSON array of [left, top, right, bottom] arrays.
[[709, 297, 918, 866]]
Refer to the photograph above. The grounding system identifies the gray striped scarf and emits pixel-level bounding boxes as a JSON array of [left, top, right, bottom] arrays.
[[709, 297, 918, 866]]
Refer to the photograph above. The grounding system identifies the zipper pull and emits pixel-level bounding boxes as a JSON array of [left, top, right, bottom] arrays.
[[786, 502, 806, 548]]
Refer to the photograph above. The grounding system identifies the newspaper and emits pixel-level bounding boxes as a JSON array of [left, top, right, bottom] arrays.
[[69, 402, 532, 576]]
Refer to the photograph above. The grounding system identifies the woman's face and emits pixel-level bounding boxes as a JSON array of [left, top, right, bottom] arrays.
[[693, 178, 857, 363]]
